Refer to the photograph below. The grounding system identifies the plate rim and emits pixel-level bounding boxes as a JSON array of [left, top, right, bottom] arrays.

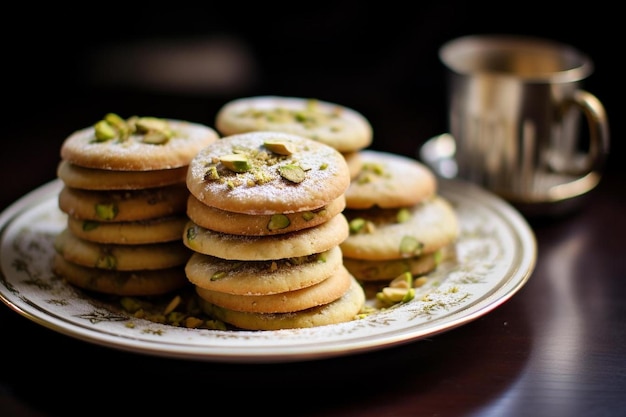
[[0, 178, 536, 363]]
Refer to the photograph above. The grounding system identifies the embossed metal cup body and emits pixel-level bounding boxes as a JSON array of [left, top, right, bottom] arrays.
[[439, 35, 609, 211]]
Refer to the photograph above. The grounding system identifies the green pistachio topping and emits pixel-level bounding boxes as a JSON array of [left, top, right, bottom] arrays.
[[399, 235, 423, 256], [397, 208, 411, 223], [96, 254, 117, 270], [264, 140, 295, 155], [94, 203, 118, 220], [268, 214, 291, 230], [278, 164, 306, 183], [220, 154, 252, 172]]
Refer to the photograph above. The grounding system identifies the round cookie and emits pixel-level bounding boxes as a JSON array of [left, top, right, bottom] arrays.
[[185, 246, 343, 295], [343, 251, 440, 281], [214, 96, 373, 153], [183, 213, 350, 261], [186, 131, 351, 215], [60, 118, 219, 171], [67, 215, 188, 244], [340, 197, 459, 261], [58, 184, 188, 222], [197, 276, 366, 330], [186, 194, 346, 236], [54, 228, 191, 271], [195, 265, 353, 313], [57, 160, 188, 190], [345, 150, 437, 209], [52, 254, 188, 296]]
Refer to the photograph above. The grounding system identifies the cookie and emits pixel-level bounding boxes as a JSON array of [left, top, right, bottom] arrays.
[[186, 194, 346, 236], [345, 150, 437, 209], [195, 265, 353, 313], [52, 254, 188, 296], [214, 96, 373, 153], [343, 251, 440, 281], [54, 228, 191, 271], [185, 246, 343, 295], [197, 275, 366, 330], [67, 215, 188, 244], [57, 160, 188, 190], [186, 131, 351, 215], [183, 213, 350, 261], [340, 196, 459, 261], [60, 117, 219, 171], [58, 184, 188, 222]]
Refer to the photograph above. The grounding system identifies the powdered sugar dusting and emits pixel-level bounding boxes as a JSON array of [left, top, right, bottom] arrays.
[[60, 119, 219, 171], [187, 132, 351, 214]]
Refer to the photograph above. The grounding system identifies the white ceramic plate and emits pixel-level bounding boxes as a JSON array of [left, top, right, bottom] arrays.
[[0, 179, 536, 363]]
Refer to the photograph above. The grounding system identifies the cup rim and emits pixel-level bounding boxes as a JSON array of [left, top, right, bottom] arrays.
[[439, 34, 594, 82]]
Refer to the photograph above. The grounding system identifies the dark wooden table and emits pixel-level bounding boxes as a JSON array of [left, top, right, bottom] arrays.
[[2, 88, 625, 417]]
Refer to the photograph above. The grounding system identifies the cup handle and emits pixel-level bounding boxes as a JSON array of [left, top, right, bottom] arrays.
[[558, 90, 610, 176]]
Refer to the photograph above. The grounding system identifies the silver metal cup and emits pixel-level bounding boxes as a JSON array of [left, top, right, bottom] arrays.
[[439, 35, 609, 214]]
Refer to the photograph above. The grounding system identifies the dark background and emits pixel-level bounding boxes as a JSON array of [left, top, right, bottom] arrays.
[[2, 1, 622, 209], [2, 3, 625, 417]]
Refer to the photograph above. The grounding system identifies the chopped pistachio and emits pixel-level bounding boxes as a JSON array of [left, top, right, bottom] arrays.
[[381, 287, 410, 302], [94, 120, 117, 141], [389, 271, 413, 288], [134, 116, 169, 133], [104, 113, 130, 139], [95, 254, 116, 270], [302, 211, 316, 221], [82, 220, 100, 231], [211, 271, 227, 281], [186, 225, 197, 241], [268, 214, 291, 230], [163, 295, 182, 315], [349, 217, 366, 233], [142, 130, 170, 144], [399, 235, 422, 256], [204, 166, 220, 181], [94, 203, 118, 220], [396, 208, 411, 223], [278, 164, 306, 183], [220, 154, 252, 172], [264, 140, 295, 155]]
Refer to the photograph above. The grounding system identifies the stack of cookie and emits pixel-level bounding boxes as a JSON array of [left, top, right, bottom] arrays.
[[53, 114, 219, 296], [183, 131, 366, 330], [340, 150, 460, 287], [214, 95, 373, 178]]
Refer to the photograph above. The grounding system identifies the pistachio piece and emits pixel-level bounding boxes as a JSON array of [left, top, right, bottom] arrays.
[[211, 271, 227, 281], [204, 166, 220, 181], [381, 287, 411, 302], [142, 130, 170, 144], [399, 235, 422, 256], [96, 254, 116, 270], [397, 208, 411, 223], [163, 295, 182, 315], [220, 154, 252, 172], [94, 203, 118, 220], [349, 218, 367, 233], [389, 271, 413, 289], [104, 113, 130, 139], [134, 117, 169, 133], [264, 140, 295, 155], [302, 211, 316, 221], [94, 120, 117, 142], [267, 214, 291, 230], [82, 220, 100, 231], [278, 164, 305, 183]]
